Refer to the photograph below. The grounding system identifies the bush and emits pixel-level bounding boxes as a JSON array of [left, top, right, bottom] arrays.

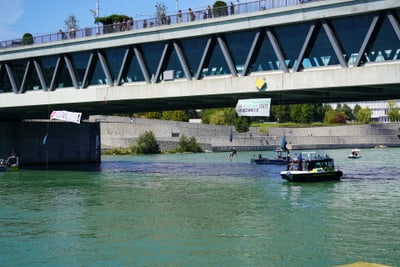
[[22, 33, 33, 45], [213, 1, 228, 17], [134, 131, 160, 154], [170, 135, 202, 153]]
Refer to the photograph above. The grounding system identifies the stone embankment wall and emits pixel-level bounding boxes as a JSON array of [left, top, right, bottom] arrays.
[[91, 116, 400, 152]]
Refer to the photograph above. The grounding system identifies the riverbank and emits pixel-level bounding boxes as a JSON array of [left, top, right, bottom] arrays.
[[90, 116, 400, 152]]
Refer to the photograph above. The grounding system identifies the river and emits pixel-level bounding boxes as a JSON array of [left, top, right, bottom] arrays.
[[1, 148, 399, 267]]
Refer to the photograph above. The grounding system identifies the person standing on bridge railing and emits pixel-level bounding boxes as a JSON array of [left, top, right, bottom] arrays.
[[177, 10, 183, 23], [189, 8, 195, 21], [207, 5, 212, 18]]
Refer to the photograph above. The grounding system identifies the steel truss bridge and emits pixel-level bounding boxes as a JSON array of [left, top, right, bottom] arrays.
[[0, 0, 399, 120]]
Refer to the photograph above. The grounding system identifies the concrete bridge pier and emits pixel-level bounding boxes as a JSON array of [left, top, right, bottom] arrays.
[[0, 121, 101, 166]]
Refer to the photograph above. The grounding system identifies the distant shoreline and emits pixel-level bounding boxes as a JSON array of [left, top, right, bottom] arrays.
[[94, 116, 400, 152]]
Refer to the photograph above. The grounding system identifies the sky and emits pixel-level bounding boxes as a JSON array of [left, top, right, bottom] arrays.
[[0, 0, 249, 41]]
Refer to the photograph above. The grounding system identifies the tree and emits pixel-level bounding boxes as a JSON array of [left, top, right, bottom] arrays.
[[387, 100, 400, 122], [341, 104, 354, 121], [64, 14, 79, 31], [155, 2, 168, 25], [353, 104, 362, 119], [235, 116, 250, 132], [209, 109, 226, 125], [271, 105, 290, 123], [356, 107, 372, 124], [324, 109, 337, 124], [324, 108, 346, 124], [224, 108, 237, 125]]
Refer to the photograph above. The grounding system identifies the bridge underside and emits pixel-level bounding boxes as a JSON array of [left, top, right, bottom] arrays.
[[1, 83, 399, 121]]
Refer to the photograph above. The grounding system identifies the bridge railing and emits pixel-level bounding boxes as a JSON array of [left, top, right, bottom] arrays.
[[0, 0, 305, 49]]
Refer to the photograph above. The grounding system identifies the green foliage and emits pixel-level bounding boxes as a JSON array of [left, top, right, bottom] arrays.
[[144, 112, 162, 119], [271, 105, 290, 123], [235, 116, 250, 132], [224, 108, 237, 125], [201, 108, 235, 125], [161, 110, 189, 121], [95, 14, 130, 25], [324, 109, 346, 123], [387, 100, 400, 122], [134, 131, 160, 154], [213, 1, 228, 17], [170, 135, 202, 153], [289, 104, 323, 123], [155, 2, 167, 22], [209, 109, 227, 125], [64, 14, 79, 31], [339, 104, 354, 121], [95, 14, 131, 33], [22, 33, 33, 45], [102, 147, 134, 155], [356, 107, 372, 124]]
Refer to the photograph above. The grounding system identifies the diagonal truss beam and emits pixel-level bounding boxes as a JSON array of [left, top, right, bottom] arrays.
[[64, 55, 80, 89], [216, 35, 237, 77], [293, 21, 320, 72], [243, 30, 264, 76], [321, 19, 347, 68], [49, 57, 62, 91], [82, 52, 97, 88], [173, 41, 192, 80], [196, 37, 215, 80], [19, 61, 31, 93], [266, 28, 289, 73], [154, 43, 171, 83], [97, 51, 113, 86], [386, 10, 400, 41], [33, 59, 48, 91], [133, 46, 151, 84], [354, 13, 383, 67], [116, 48, 133, 86], [4, 63, 18, 93]]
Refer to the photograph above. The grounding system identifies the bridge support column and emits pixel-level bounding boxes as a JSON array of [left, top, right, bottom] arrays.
[[0, 121, 101, 166]]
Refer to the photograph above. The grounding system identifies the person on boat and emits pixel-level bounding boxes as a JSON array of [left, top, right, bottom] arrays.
[[286, 153, 291, 170], [297, 153, 303, 170], [228, 147, 238, 161]]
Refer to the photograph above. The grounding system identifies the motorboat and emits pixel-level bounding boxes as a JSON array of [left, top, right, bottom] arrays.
[[280, 152, 343, 182], [251, 148, 289, 165], [0, 154, 19, 171], [251, 135, 290, 165], [348, 148, 361, 159]]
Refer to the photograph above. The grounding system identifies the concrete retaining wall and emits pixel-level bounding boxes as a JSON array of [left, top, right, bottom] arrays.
[[92, 116, 400, 152]]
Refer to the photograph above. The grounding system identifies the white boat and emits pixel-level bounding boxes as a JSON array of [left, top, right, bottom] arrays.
[[348, 148, 361, 159], [0, 154, 19, 171]]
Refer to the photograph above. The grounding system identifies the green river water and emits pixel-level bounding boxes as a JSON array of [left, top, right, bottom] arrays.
[[1, 148, 399, 266]]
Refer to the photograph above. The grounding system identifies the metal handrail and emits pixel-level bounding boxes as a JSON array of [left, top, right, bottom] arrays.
[[0, 0, 303, 50]]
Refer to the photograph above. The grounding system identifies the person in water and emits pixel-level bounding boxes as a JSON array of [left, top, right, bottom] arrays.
[[228, 147, 237, 161]]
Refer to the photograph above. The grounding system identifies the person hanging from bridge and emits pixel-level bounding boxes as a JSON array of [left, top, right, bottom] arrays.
[[228, 147, 238, 161]]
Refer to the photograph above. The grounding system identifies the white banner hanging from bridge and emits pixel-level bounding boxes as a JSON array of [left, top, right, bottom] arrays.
[[50, 110, 82, 124], [235, 98, 271, 117]]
